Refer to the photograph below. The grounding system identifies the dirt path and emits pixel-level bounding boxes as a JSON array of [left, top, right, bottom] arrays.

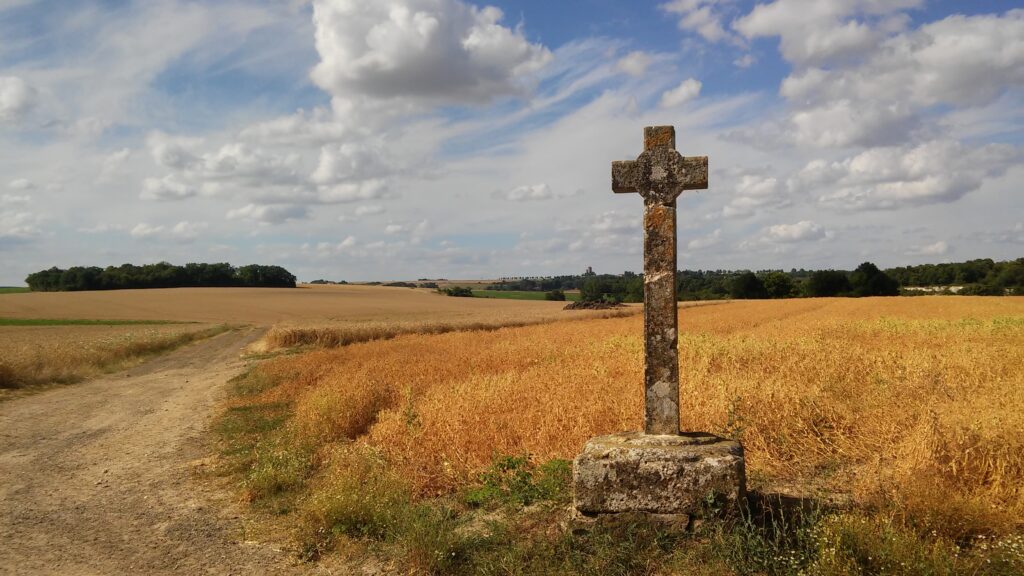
[[0, 327, 321, 575]]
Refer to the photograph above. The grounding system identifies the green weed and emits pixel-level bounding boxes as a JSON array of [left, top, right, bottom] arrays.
[[462, 455, 571, 509]]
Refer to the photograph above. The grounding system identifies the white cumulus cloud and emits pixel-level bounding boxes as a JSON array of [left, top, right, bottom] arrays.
[[615, 51, 653, 77], [140, 175, 197, 201], [734, 0, 920, 66], [721, 173, 790, 219], [792, 140, 1021, 211], [660, 78, 702, 108], [0, 76, 36, 122], [765, 220, 828, 243], [660, 0, 738, 43], [354, 204, 386, 216], [226, 203, 309, 224], [8, 178, 34, 191], [907, 240, 950, 256], [0, 210, 41, 245], [130, 223, 164, 238], [170, 221, 207, 242], [501, 183, 552, 202], [309, 0, 552, 104], [687, 228, 721, 250], [771, 10, 1024, 147]]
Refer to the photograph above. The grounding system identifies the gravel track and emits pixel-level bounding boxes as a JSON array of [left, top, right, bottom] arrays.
[[0, 328, 322, 575]]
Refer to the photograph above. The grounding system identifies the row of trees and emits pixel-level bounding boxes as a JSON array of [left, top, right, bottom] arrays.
[[25, 262, 297, 292], [494, 258, 1024, 303], [887, 258, 1023, 294], [887, 259, 1011, 286], [725, 263, 899, 299], [569, 262, 900, 303]]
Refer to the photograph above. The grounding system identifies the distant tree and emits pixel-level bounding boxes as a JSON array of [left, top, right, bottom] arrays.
[[849, 262, 899, 297], [440, 286, 474, 297], [25, 267, 64, 292], [580, 278, 603, 302], [805, 270, 851, 297], [545, 290, 566, 301], [623, 275, 644, 303], [994, 259, 1024, 291], [236, 264, 297, 288], [728, 271, 768, 299], [959, 284, 1005, 296], [25, 262, 296, 291], [761, 271, 796, 299]]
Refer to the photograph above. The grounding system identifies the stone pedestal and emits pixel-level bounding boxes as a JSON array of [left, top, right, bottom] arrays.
[[573, 431, 745, 522]]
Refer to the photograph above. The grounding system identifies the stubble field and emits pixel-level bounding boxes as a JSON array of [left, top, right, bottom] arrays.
[[219, 296, 1024, 574]]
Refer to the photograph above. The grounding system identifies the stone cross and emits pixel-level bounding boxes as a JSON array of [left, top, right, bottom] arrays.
[[612, 126, 708, 435]]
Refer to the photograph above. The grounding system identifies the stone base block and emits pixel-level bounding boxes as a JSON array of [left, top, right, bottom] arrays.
[[573, 431, 745, 518]]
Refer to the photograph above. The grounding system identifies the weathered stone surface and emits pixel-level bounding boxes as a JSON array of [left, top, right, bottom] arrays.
[[578, 125, 744, 523], [612, 126, 708, 206], [644, 125, 676, 151], [573, 432, 746, 517], [610, 125, 709, 435], [643, 200, 679, 435]]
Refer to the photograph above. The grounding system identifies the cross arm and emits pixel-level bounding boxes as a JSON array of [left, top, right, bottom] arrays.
[[679, 156, 709, 190], [612, 160, 639, 193], [611, 155, 709, 198]]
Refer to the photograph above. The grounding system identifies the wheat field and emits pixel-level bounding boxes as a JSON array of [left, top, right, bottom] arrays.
[[0, 323, 223, 391], [230, 296, 1024, 547]]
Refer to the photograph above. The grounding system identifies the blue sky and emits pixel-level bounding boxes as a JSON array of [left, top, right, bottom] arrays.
[[0, 0, 1021, 284]]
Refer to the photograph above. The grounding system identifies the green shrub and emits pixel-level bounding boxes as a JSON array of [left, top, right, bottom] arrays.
[[440, 286, 474, 297], [544, 290, 566, 301]]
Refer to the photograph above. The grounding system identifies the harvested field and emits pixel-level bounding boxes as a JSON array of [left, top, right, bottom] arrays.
[[0, 284, 598, 324], [0, 284, 647, 390], [221, 296, 1024, 572], [0, 323, 225, 392]]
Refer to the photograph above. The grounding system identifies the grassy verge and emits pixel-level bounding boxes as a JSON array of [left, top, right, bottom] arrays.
[[0, 318, 188, 326], [0, 324, 232, 392], [0, 287, 30, 294], [471, 290, 582, 302]]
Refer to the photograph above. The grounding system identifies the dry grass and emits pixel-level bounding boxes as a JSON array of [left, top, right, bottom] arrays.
[[0, 323, 227, 391], [228, 297, 1024, 547]]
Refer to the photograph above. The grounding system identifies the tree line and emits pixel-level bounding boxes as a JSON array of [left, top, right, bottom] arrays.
[[488, 258, 1024, 302], [887, 258, 1023, 295], [25, 262, 297, 292]]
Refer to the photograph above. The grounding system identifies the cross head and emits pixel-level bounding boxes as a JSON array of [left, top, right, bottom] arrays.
[[611, 126, 708, 435]]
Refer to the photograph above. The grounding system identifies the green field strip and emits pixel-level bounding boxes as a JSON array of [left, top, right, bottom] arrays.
[[471, 290, 581, 302]]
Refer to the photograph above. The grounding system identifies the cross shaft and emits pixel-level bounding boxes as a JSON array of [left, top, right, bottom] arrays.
[[611, 126, 708, 435]]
